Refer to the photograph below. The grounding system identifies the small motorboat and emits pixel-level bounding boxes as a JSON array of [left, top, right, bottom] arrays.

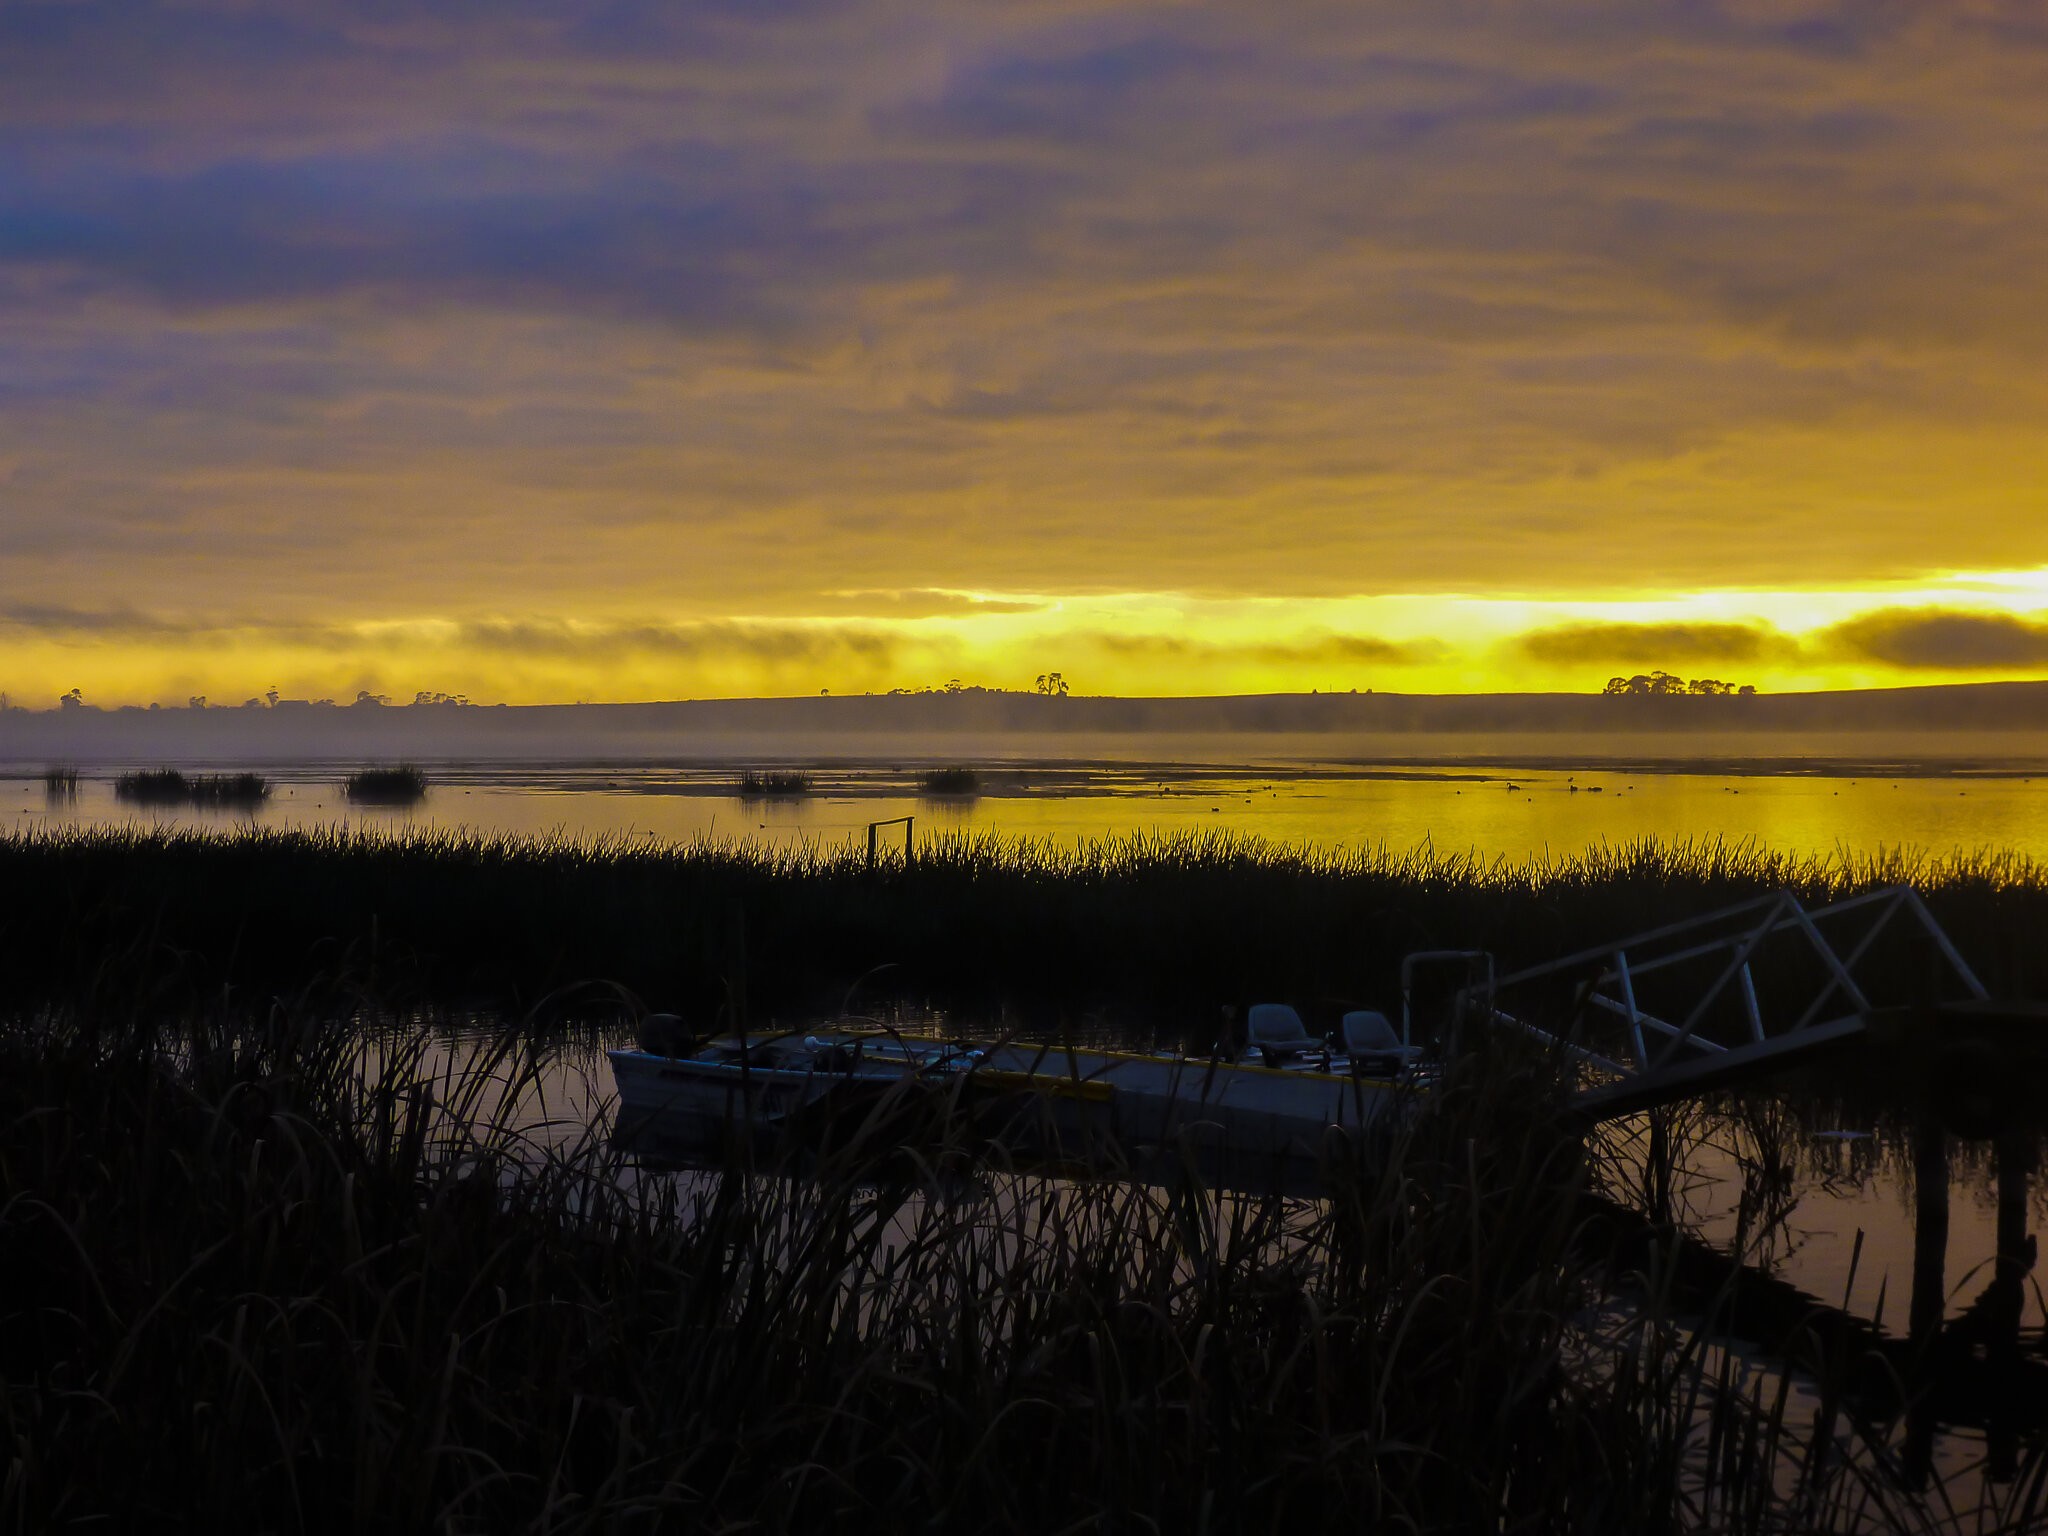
[[607, 1005, 1431, 1171], [608, 1021, 985, 1153]]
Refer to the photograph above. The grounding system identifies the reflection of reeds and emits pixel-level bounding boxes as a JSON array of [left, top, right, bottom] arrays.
[[737, 768, 810, 798], [42, 767, 78, 799], [113, 769, 269, 807], [190, 774, 270, 808], [346, 764, 430, 805], [1, 1003, 1953, 1530], [918, 765, 980, 796]]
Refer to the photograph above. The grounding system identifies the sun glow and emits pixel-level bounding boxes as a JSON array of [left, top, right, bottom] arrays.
[[10, 569, 2048, 710]]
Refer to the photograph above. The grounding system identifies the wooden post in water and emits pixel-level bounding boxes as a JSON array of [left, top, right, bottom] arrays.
[[1996, 1129, 2035, 1281], [865, 815, 914, 872], [1645, 1106, 1673, 1228], [1903, 1105, 1951, 1490], [1988, 1129, 2036, 1481]]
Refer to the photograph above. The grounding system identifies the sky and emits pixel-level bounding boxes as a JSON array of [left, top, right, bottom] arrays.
[[4, 0, 2048, 707]]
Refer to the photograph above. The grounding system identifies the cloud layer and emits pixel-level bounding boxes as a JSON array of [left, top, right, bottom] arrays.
[[3, 2, 2048, 700], [1825, 608, 2048, 670], [1519, 622, 1801, 668]]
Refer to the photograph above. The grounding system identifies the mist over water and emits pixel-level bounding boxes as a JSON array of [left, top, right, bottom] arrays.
[[12, 754, 2048, 865]]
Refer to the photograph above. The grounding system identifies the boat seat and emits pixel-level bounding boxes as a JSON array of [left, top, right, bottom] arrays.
[[1247, 1003, 1326, 1062], [637, 1013, 693, 1057], [1341, 1010, 1422, 1076]]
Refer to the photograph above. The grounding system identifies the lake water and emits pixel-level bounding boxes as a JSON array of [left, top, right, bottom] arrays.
[[456, 1028, 2047, 1514], [1599, 1103, 2048, 1500], [13, 757, 2048, 865], [19, 744, 2047, 1519], [19, 748, 2048, 1510]]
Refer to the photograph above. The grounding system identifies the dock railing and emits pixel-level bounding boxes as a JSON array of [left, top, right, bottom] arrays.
[[1478, 885, 1990, 1119]]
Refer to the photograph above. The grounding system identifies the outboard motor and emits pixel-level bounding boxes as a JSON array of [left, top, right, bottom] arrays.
[[637, 1012, 695, 1058]]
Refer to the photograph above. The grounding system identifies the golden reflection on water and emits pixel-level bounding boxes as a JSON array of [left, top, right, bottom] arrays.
[[13, 764, 2048, 864]]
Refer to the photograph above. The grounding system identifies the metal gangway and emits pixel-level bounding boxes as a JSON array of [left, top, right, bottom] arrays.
[[1467, 886, 1992, 1120]]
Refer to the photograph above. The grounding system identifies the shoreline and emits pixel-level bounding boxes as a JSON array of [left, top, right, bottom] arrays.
[[10, 749, 2048, 785]]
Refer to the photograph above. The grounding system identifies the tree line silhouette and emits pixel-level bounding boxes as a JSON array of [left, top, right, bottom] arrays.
[[1603, 671, 1756, 697]]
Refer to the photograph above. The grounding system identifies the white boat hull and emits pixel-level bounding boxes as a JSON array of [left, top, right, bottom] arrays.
[[609, 1033, 1418, 1172]]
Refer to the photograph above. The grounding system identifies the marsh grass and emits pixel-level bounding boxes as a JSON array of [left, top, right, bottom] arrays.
[[737, 768, 812, 798], [41, 766, 78, 798], [1, 1003, 1991, 1533], [344, 763, 429, 804], [112, 769, 270, 808], [1, 827, 2042, 1035]]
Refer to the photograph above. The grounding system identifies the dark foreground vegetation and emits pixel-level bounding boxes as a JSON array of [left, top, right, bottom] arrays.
[[3, 1004, 1987, 1533], [112, 769, 270, 808], [1, 826, 2043, 1034], [343, 763, 429, 805]]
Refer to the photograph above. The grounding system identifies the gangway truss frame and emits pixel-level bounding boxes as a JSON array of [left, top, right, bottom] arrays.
[[1468, 886, 1989, 1119]]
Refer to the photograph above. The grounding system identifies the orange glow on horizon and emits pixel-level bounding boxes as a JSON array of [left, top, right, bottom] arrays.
[[9, 575, 2048, 709]]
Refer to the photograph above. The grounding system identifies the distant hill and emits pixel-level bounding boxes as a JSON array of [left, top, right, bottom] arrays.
[[6, 681, 2048, 765]]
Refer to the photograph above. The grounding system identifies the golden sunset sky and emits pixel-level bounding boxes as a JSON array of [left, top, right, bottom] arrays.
[[4, 1, 2048, 706]]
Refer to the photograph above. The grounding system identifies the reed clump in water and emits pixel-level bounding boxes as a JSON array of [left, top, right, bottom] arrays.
[[113, 767, 190, 804], [0, 1005, 1973, 1532], [344, 764, 429, 804], [112, 769, 270, 807], [42, 766, 78, 799], [918, 765, 981, 796], [737, 767, 811, 797]]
